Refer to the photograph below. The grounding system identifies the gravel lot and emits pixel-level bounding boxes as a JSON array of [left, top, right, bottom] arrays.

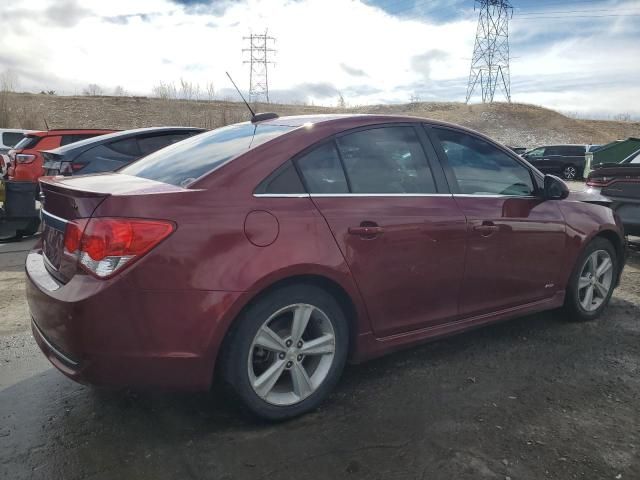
[[1, 232, 639, 480]]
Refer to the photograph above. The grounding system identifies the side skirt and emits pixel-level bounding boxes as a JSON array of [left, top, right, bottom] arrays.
[[351, 291, 566, 363]]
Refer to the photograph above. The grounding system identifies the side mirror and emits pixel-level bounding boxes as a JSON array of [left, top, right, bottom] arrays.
[[543, 174, 570, 200]]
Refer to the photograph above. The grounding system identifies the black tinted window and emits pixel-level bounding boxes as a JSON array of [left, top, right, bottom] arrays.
[[138, 133, 194, 156], [60, 134, 101, 146], [2, 132, 24, 147], [336, 126, 435, 193], [297, 142, 348, 194], [434, 128, 534, 196], [122, 124, 293, 187], [566, 146, 586, 156], [107, 138, 141, 156], [256, 160, 305, 194]]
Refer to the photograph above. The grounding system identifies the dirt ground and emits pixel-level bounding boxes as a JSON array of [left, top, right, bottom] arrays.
[[0, 231, 639, 479]]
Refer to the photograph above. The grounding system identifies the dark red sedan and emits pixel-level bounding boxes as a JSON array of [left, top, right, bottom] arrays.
[[26, 115, 625, 420]]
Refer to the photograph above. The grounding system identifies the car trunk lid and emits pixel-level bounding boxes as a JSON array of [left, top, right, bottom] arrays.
[[39, 173, 184, 283]]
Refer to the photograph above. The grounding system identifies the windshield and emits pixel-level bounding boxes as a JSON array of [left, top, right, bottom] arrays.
[[121, 123, 294, 186]]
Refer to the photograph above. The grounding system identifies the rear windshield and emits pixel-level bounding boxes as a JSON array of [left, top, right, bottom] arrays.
[[13, 135, 40, 150], [121, 123, 294, 186]]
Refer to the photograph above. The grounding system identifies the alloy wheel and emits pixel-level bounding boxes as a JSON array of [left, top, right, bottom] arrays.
[[563, 166, 577, 180], [247, 303, 336, 406], [577, 249, 613, 312]]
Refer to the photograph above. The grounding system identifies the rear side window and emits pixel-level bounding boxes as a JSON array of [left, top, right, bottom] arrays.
[[122, 123, 294, 187], [2, 132, 24, 147], [566, 146, 586, 156], [255, 160, 305, 194], [13, 135, 40, 150], [296, 142, 348, 193], [107, 138, 141, 156], [434, 128, 534, 196], [60, 134, 102, 147], [336, 126, 436, 193], [137, 133, 193, 156]]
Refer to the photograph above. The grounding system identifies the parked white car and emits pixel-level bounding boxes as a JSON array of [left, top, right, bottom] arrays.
[[0, 129, 37, 154]]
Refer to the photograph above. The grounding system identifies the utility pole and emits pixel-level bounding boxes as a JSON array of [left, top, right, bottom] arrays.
[[465, 0, 513, 103], [243, 30, 276, 103]]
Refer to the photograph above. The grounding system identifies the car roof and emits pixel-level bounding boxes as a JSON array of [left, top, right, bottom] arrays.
[[27, 129, 116, 137], [260, 113, 430, 128], [46, 126, 207, 155]]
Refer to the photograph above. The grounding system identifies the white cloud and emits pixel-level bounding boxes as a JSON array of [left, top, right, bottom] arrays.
[[0, 0, 638, 117]]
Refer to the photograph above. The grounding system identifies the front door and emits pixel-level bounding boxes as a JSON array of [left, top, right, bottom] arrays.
[[295, 125, 467, 337], [429, 126, 567, 317]]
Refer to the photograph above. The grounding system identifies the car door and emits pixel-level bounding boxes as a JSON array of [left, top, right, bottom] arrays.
[[296, 125, 468, 337], [428, 126, 567, 317]]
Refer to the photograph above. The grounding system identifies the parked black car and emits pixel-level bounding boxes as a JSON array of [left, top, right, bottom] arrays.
[[42, 127, 206, 177], [522, 144, 601, 180], [586, 153, 640, 236]]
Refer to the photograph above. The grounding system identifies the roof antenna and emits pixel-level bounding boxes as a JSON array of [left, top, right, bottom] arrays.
[[43, 117, 50, 130], [225, 71, 278, 123]]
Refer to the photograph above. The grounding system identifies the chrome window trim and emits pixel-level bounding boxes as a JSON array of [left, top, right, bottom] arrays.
[[253, 193, 310, 198], [42, 209, 69, 224], [253, 193, 455, 198], [453, 194, 538, 199]]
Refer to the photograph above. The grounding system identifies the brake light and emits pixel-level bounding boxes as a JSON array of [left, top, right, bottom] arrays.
[[586, 176, 613, 187], [16, 154, 36, 164], [63, 217, 174, 278]]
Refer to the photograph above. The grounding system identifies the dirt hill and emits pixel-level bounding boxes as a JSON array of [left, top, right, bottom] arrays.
[[3, 92, 639, 149]]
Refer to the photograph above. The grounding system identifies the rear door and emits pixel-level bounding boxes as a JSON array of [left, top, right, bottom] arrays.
[[428, 126, 567, 317], [296, 124, 467, 337]]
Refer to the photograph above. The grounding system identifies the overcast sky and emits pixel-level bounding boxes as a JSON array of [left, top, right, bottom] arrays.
[[1, 0, 639, 118]]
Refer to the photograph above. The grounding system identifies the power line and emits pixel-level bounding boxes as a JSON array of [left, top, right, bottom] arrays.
[[513, 13, 640, 20]]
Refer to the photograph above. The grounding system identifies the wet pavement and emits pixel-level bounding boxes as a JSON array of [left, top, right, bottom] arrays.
[[0, 241, 639, 480]]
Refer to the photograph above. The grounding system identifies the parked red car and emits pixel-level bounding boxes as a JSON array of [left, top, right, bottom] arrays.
[[7, 129, 115, 181], [26, 115, 626, 420]]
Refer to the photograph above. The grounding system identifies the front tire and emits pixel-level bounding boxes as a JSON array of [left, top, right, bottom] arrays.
[[563, 165, 578, 180], [221, 284, 349, 420], [564, 237, 617, 321]]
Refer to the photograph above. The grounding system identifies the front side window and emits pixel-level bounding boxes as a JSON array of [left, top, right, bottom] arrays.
[[336, 126, 436, 193], [434, 128, 534, 196]]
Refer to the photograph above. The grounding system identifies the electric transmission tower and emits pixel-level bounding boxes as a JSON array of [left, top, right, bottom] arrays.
[[243, 30, 276, 103], [465, 0, 513, 104]]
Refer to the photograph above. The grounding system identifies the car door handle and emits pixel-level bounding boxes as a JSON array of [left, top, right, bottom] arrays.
[[473, 222, 499, 236], [348, 225, 385, 237]]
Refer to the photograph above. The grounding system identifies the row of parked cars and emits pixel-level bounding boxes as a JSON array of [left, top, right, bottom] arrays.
[[0, 126, 205, 240]]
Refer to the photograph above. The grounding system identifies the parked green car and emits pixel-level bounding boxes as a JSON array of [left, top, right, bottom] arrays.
[[584, 137, 640, 177]]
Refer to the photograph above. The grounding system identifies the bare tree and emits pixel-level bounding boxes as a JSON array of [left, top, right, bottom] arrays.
[[113, 85, 127, 96], [409, 93, 421, 104], [0, 70, 17, 92], [153, 81, 177, 100], [0, 70, 18, 127], [206, 81, 216, 101], [83, 84, 103, 96], [337, 92, 346, 109], [613, 112, 632, 122]]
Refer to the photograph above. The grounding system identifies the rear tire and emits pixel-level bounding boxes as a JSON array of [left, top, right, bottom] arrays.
[[564, 237, 617, 321], [221, 284, 349, 421]]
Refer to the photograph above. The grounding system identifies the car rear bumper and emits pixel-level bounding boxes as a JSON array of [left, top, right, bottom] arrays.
[[26, 248, 242, 391]]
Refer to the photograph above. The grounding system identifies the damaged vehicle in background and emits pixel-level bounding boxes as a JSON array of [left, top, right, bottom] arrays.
[[586, 148, 640, 236], [26, 114, 626, 420], [42, 127, 206, 176]]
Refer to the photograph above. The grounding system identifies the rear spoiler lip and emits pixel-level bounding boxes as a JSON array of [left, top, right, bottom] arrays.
[[39, 177, 112, 198]]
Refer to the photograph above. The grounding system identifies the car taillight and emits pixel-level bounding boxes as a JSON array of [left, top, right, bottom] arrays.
[[63, 217, 175, 278], [16, 154, 36, 164], [586, 177, 612, 187]]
